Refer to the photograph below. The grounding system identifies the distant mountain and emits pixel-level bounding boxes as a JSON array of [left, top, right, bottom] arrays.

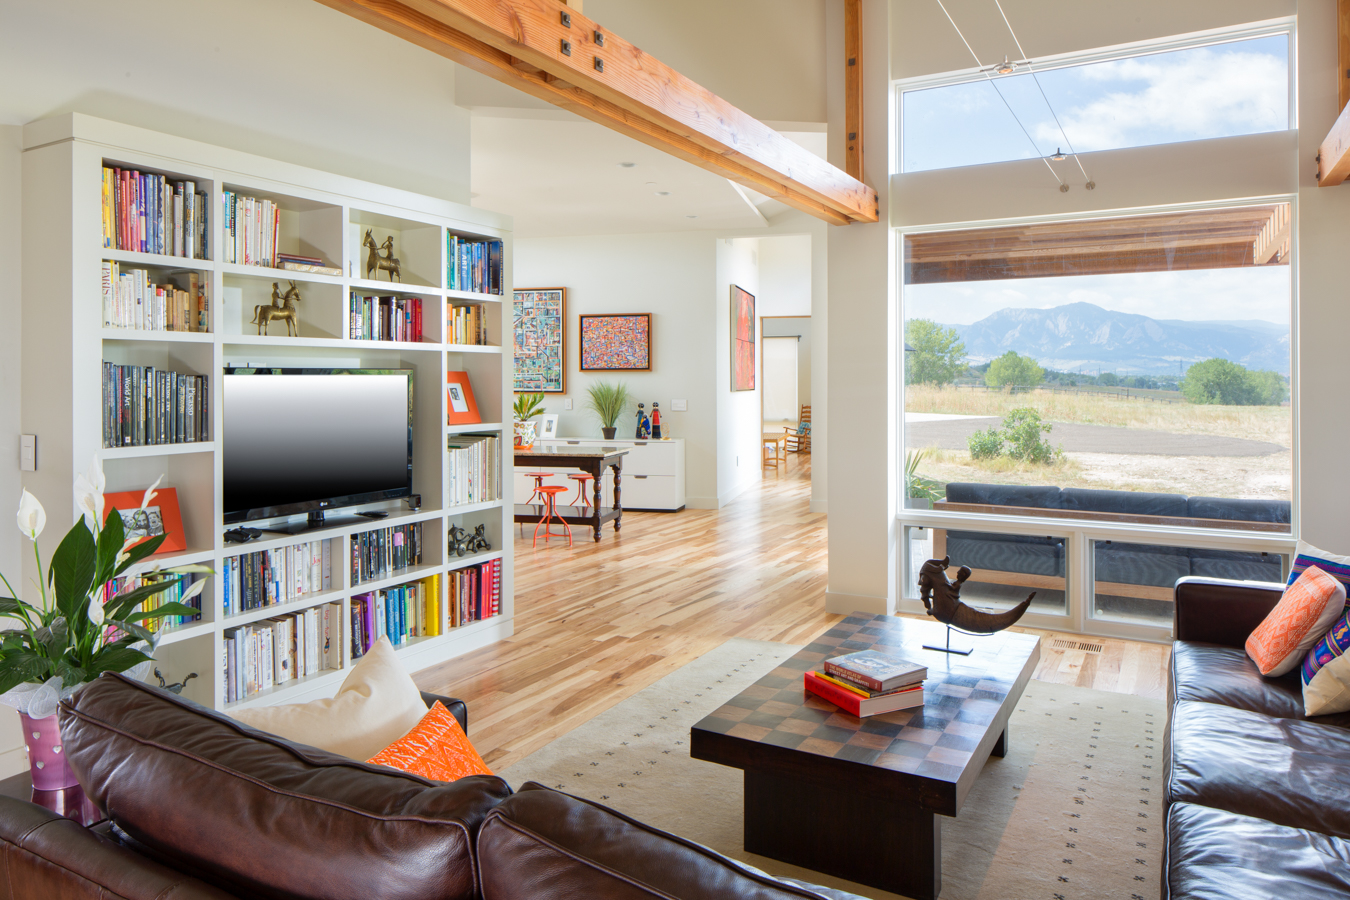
[[947, 302, 1289, 376]]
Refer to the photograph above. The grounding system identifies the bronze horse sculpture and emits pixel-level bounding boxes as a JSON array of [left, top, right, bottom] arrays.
[[363, 229, 401, 282], [251, 281, 302, 336], [918, 556, 1034, 634]]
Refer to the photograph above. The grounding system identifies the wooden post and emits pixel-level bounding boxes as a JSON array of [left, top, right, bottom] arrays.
[[844, 0, 863, 183], [1341, 0, 1350, 112]]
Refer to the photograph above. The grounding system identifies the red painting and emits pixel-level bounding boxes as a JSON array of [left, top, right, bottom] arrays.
[[731, 285, 755, 392]]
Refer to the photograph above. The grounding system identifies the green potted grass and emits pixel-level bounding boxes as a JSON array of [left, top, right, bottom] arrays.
[[586, 381, 630, 440]]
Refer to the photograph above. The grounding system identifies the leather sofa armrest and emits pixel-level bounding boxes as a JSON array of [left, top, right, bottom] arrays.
[[1173, 576, 1284, 648], [0, 795, 236, 899], [420, 691, 468, 732]]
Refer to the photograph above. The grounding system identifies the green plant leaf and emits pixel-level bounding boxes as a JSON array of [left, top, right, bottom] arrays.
[[125, 601, 201, 623], [113, 534, 168, 576], [86, 646, 152, 677], [0, 651, 55, 695], [49, 521, 98, 621], [104, 619, 155, 644], [93, 505, 126, 587], [54, 659, 87, 688], [0, 597, 36, 619]]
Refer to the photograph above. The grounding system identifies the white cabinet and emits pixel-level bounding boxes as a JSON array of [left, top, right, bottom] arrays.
[[514, 439, 686, 511]]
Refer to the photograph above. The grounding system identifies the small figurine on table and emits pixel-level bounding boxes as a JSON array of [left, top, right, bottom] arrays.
[[635, 403, 651, 439], [651, 402, 662, 439]]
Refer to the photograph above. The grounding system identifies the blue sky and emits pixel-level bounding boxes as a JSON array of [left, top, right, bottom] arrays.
[[902, 34, 1289, 173]]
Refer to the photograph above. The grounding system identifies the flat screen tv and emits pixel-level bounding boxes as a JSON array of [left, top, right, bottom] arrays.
[[223, 368, 413, 530]]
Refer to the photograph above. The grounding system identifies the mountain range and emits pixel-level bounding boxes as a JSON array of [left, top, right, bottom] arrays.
[[943, 302, 1290, 376]]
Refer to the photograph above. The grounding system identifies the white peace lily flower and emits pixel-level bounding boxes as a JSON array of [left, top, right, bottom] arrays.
[[74, 457, 107, 532], [16, 489, 45, 542], [179, 579, 207, 603], [138, 476, 162, 513], [87, 594, 105, 627]]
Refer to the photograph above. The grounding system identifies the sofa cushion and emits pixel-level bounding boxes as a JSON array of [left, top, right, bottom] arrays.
[[1246, 566, 1347, 676], [1287, 540, 1350, 594], [1165, 700, 1350, 838], [1060, 487, 1187, 517], [60, 673, 511, 900], [1302, 609, 1350, 717], [1169, 641, 1350, 726], [1186, 496, 1291, 525], [1166, 801, 1350, 900], [944, 482, 1060, 509], [476, 783, 867, 900], [367, 701, 493, 782]]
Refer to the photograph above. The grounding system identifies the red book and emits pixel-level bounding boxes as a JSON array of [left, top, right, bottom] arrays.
[[803, 671, 925, 717]]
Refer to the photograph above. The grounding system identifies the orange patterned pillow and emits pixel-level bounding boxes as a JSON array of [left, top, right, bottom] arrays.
[[366, 702, 493, 782], [1246, 566, 1348, 676]]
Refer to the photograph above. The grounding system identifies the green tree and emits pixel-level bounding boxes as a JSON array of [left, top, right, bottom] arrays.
[[1182, 359, 1270, 405], [985, 351, 1044, 389], [905, 319, 967, 386], [1098, 372, 1119, 387], [1247, 369, 1289, 406]]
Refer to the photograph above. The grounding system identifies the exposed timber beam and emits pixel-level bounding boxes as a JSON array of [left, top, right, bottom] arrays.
[[1318, 0, 1350, 186], [316, 0, 878, 225], [844, 0, 863, 182], [1253, 204, 1291, 264]]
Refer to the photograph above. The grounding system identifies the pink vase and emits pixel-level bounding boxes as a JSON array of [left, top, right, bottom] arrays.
[[20, 713, 78, 791]]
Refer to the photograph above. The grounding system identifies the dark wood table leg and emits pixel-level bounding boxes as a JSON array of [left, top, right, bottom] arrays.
[[992, 726, 1008, 758], [590, 460, 603, 542], [612, 460, 622, 532], [744, 769, 941, 900]]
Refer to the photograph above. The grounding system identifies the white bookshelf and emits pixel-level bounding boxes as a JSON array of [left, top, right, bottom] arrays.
[[20, 114, 514, 713]]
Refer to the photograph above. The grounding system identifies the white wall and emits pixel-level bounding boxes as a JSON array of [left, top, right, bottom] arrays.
[[758, 235, 813, 316], [0, 126, 20, 596], [763, 319, 812, 412], [716, 239, 764, 505]]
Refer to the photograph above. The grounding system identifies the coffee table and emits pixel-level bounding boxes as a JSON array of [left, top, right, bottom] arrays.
[[690, 612, 1040, 900]]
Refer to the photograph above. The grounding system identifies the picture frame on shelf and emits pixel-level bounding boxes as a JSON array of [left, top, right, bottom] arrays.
[[579, 313, 652, 371], [540, 414, 559, 440], [102, 487, 187, 555], [731, 285, 756, 392], [446, 371, 483, 425], [513, 288, 565, 393]]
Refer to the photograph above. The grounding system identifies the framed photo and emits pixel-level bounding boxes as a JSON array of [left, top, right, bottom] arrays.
[[540, 414, 560, 440], [579, 313, 652, 371], [445, 371, 482, 425], [102, 487, 186, 555], [513, 288, 565, 393], [731, 285, 756, 392]]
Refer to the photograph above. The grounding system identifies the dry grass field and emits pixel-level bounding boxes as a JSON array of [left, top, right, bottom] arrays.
[[907, 385, 1292, 500]]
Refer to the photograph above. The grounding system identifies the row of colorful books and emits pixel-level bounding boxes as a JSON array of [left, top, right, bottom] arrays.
[[101, 166, 207, 260], [99, 572, 203, 635], [224, 604, 343, 703], [351, 522, 425, 586], [447, 435, 501, 507], [101, 363, 209, 448], [349, 294, 423, 343], [448, 303, 489, 346], [220, 191, 282, 269], [803, 649, 929, 717], [221, 539, 335, 617], [350, 576, 441, 657], [446, 234, 504, 295], [100, 262, 207, 332], [450, 559, 501, 628]]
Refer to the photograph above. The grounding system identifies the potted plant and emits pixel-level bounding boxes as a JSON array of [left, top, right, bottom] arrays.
[[512, 392, 546, 449], [586, 381, 630, 440], [1, 459, 210, 789]]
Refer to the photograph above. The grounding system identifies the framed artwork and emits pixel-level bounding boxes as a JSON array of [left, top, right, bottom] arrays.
[[540, 414, 560, 440], [579, 313, 652, 371], [731, 285, 756, 391], [513, 288, 565, 393], [102, 487, 186, 555], [445, 371, 482, 425]]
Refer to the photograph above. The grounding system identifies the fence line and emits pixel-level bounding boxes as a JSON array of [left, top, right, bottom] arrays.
[[944, 383, 1183, 404]]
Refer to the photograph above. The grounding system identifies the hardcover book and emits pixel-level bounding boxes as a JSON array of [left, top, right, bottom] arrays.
[[804, 671, 925, 717], [823, 650, 927, 693]]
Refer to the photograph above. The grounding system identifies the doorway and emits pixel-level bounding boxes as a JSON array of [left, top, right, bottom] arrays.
[[761, 316, 810, 469]]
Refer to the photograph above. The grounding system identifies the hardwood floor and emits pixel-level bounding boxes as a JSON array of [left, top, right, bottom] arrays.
[[415, 456, 1171, 769]]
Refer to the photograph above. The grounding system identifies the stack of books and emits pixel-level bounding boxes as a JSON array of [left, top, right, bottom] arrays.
[[102, 167, 207, 259], [449, 559, 501, 628], [101, 263, 207, 332], [277, 252, 340, 276], [350, 522, 424, 586], [804, 649, 928, 717], [446, 233, 504, 295], [349, 293, 423, 342], [221, 539, 333, 616], [224, 603, 344, 702], [101, 363, 209, 447], [220, 191, 281, 268], [446, 434, 501, 506], [350, 575, 441, 656]]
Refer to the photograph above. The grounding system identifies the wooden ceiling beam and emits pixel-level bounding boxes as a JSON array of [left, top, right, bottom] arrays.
[[316, 0, 877, 225], [844, 0, 863, 182], [1319, 0, 1350, 186]]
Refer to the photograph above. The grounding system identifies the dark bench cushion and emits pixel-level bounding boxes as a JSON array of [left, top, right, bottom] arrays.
[[1188, 549, 1283, 582], [1095, 541, 1190, 587], [60, 672, 511, 900], [1165, 700, 1350, 838], [1061, 487, 1187, 517], [944, 483, 1060, 509], [1187, 496, 1291, 525], [476, 783, 868, 900], [1166, 801, 1350, 900], [945, 531, 1064, 577]]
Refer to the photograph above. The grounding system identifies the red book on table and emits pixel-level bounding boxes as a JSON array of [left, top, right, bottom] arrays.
[[803, 671, 925, 717]]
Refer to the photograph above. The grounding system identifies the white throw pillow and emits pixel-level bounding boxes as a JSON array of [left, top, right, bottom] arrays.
[[230, 636, 428, 760], [1303, 611, 1350, 716]]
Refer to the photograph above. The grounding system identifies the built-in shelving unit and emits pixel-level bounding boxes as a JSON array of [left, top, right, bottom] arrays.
[[20, 113, 513, 713]]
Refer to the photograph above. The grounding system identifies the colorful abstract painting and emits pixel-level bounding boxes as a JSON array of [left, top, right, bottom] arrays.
[[513, 288, 565, 392], [731, 285, 755, 391], [579, 314, 651, 371]]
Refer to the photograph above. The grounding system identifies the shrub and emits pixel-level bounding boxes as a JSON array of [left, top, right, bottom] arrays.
[[1181, 358, 1287, 406], [1001, 408, 1059, 464], [967, 428, 1004, 459]]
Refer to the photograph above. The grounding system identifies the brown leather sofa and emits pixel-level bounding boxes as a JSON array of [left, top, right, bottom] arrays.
[[0, 673, 865, 900], [1165, 577, 1350, 899]]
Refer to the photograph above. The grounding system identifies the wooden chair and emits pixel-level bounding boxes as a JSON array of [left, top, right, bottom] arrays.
[[784, 405, 812, 453]]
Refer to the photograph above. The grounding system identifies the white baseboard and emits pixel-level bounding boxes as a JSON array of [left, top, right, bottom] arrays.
[[825, 591, 891, 616], [717, 476, 759, 508]]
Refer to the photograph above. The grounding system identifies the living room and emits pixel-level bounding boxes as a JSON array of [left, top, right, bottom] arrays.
[[2, 1, 1350, 899]]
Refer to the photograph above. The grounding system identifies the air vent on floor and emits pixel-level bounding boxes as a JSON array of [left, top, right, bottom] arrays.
[[1051, 638, 1104, 653]]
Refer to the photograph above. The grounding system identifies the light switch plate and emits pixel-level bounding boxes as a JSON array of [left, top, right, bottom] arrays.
[[20, 435, 35, 472], [564, 398, 573, 410], [671, 399, 687, 411]]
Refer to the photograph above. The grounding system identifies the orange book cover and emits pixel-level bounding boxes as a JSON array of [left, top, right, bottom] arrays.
[[446, 371, 482, 425]]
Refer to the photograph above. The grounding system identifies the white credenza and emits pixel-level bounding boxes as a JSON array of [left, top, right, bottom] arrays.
[[513, 438, 686, 511]]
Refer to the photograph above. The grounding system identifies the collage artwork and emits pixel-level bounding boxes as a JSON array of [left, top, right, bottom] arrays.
[[580, 314, 651, 371], [513, 288, 565, 392]]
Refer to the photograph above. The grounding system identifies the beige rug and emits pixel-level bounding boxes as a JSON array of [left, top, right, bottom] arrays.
[[499, 638, 1165, 900]]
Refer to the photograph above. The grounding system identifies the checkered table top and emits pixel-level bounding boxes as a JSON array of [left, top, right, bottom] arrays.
[[691, 613, 1040, 813]]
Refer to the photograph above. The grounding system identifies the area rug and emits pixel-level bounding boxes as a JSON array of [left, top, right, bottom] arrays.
[[498, 638, 1166, 900]]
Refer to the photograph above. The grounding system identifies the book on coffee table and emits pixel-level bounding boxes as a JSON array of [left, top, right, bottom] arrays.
[[804, 671, 925, 717], [824, 649, 927, 693]]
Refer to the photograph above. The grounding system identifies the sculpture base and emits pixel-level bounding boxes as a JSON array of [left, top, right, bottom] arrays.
[[922, 642, 973, 656]]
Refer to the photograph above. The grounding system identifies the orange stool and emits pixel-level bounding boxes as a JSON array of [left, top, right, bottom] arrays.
[[520, 470, 556, 537], [568, 472, 595, 509], [533, 485, 573, 548]]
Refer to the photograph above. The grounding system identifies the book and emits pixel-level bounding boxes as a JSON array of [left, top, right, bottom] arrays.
[[280, 260, 342, 276], [804, 671, 925, 717], [823, 650, 927, 693]]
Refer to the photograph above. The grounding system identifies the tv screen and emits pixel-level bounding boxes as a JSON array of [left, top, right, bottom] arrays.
[[223, 368, 412, 524]]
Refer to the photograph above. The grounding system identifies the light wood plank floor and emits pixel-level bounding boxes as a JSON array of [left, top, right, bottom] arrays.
[[416, 457, 1171, 769]]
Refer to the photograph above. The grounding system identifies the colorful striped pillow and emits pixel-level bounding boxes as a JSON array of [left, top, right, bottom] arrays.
[[1303, 610, 1350, 715], [1288, 541, 1350, 593]]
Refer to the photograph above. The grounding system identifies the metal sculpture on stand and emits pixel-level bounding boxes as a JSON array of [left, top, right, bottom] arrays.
[[363, 229, 402, 282], [154, 669, 198, 695], [252, 281, 302, 336], [917, 556, 1034, 655]]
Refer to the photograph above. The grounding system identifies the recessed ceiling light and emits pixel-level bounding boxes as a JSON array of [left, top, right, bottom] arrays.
[[618, 162, 636, 168], [685, 215, 699, 219], [655, 191, 671, 196]]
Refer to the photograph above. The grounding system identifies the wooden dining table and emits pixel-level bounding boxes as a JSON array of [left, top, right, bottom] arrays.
[[513, 446, 629, 542]]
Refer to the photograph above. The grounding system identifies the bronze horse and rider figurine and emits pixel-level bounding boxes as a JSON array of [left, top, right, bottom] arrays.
[[363, 229, 401, 282], [251, 281, 303, 336], [917, 556, 1034, 655]]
